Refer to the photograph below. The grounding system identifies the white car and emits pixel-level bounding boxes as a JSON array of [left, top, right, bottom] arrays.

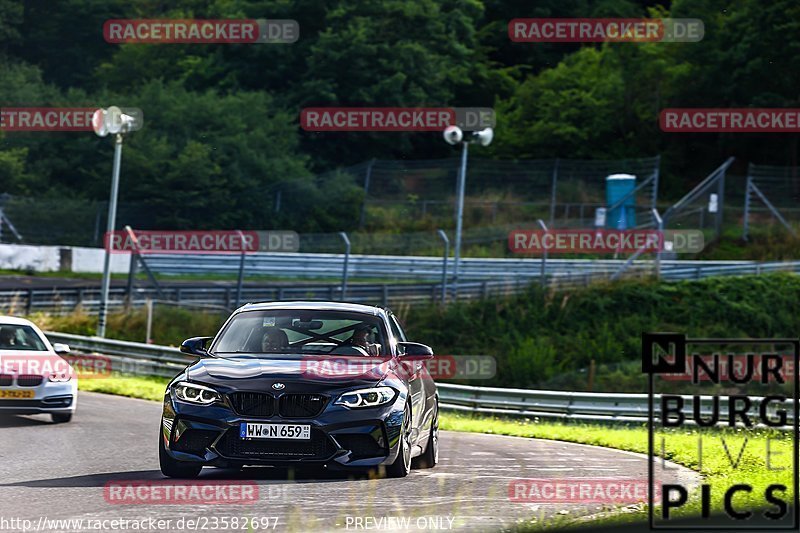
[[0, 316, 77, 423]]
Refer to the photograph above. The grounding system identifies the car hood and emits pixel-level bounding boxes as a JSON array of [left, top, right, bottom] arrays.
[[184, 354, 394, 390]]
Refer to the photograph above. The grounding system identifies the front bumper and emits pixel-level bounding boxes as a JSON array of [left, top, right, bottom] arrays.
[[0, 380, 77, 415], [161, 390, 406, 469]]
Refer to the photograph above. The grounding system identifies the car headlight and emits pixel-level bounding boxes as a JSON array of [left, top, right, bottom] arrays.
[[335, 386, 396, 409], [172, 381, 221, 405], [49, 371, 72, 382]]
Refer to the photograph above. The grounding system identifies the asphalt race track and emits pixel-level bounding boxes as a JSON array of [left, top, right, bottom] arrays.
[[0, 392, 698, 532]]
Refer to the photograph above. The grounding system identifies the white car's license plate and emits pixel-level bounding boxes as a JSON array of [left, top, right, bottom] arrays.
[[240, 423, 311, 440]]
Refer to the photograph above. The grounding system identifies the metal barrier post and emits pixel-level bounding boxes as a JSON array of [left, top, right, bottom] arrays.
[[125, 253, 138, 309], [339, 232, 350, 300], [715, 166, 726, 239], [549, 158, 559, 227], [652, 208, 663, 279], [452, 142, 468, 299], [436, 229, 449, 303], [97, 134, 124, 338], [145, 298, 153, 344], [358, 159, 376, 230], [537, 219, 548, 287], [235, 230, 246, 308], [743, 174, 752, 241]]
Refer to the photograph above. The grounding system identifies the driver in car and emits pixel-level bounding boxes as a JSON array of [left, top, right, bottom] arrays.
[[347, 324, 381, 356], [0, 328, 15, 348]]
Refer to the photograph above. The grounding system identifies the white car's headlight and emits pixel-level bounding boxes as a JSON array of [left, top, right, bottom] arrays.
[[172, 381, 221, 405], [49, 371, 72, 382], [335, 386, 396, 409]]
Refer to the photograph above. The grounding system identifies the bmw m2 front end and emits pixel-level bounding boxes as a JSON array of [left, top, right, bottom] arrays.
[[159, 302, 438, 478]]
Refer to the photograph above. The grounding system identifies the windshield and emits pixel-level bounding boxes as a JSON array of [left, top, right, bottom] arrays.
[[0, 324, 48, 351], [212, 310, 386, 357]]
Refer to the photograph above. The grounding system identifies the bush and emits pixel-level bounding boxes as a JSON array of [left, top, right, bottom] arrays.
[[403, 273, 800, 391]]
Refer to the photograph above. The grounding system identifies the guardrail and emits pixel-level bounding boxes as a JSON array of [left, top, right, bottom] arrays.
[[5, 259, 800, 314], [436, 383, 794, 426], [44, 332, 795, 426], [144, 252, 786, 281], [10, 280, 531, 314], [45, 331, 194, 378]]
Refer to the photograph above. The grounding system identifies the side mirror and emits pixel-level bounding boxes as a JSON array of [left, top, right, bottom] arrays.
[[180, 337, 213, 357], [397, 342, 434, 360], [52, 343, 70, 355]]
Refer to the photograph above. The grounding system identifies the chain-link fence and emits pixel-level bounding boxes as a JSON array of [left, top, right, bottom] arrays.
[[743, 163, 800, 240], [0, 193, 163, 247], [350, 156, 661, 229], [662, 157, 735, 237], [0, 156, 663, 248]]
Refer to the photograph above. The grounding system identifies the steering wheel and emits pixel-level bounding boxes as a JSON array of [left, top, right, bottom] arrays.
[[329, 345, 370, 356]]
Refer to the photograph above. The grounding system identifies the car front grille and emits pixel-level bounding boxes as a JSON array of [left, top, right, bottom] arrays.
[[0, 374, 12, 386], [216, 428, 336, 460], [228, 392, 327, 418], [278, 394, 327, 418], [17, 375, 44, 387], [229, 392, 275, 417]]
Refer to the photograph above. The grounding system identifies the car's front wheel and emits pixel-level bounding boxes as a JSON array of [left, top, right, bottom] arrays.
[[159, 431, 202, 478], [51, 412, 72, 423], [385, 403, 412, 478]]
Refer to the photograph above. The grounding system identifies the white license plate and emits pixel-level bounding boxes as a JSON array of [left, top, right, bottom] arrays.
[[240, 423, 311, 440]]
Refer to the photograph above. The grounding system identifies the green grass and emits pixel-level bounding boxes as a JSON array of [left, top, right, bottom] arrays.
[[78, 374, 169, 401], [441, 413, 795, 531]]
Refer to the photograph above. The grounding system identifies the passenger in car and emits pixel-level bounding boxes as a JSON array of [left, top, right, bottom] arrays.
[[261, 327, 289, 351]]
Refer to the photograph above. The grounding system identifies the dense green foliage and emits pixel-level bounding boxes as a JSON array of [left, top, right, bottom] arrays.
[[2, 0, 800, 231], [403, 273, 800, 390]]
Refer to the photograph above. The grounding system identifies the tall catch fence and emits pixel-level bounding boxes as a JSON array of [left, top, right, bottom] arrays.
[[743, 163, 800, 240]]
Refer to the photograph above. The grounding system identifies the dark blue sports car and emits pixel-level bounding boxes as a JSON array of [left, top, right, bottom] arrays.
[[159, 302, 438, 478]]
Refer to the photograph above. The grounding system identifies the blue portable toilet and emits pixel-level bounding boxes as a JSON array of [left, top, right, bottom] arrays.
[[605, 174, 637, 229]]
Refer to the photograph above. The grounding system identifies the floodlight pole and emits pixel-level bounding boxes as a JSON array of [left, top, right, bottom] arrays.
[[97, 133, 124, 338], [652, 208, 663, 279], [452, 141, 468, 298]]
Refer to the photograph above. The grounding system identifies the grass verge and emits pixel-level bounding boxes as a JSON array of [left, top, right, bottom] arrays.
[[442, 413, 794, 531], [78, 374, 169, 402]]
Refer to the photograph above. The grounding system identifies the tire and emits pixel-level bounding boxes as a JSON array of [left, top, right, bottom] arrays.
[[413, 401, 438, 469], [386, 403, 412, 478], [159, 431, 202, 479], [51, 412, 72, 423]]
